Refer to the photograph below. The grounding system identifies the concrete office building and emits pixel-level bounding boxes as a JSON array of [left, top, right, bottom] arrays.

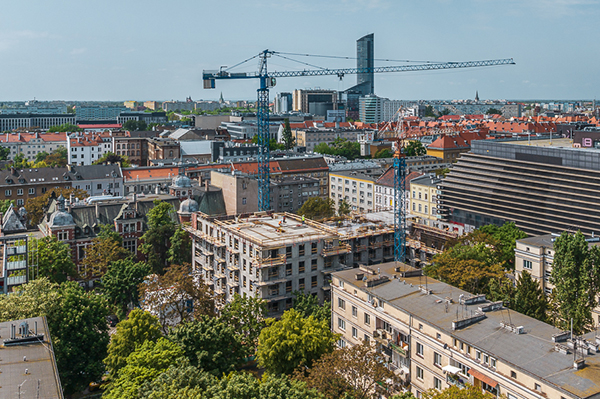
[[292, 89, 338, 114], [0, 113, 76, 131], [437, 139, 600, 236], [189, 212, 347, 315], [332, 261, 600, 399], [76, 106, 128, 120]]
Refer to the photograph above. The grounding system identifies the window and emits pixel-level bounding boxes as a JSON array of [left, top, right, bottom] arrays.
[[57, 232, 68, 241], [299, 261, 305, 273], [534, 384, 541, 392], [434, 352, 442, 366], [364, 313, 370, 325], [511, 371, 517, 379], [97, 183, 102, 189], [242, 197, 247, 205], [311, 275, 317, 288], [416, 342, 424, 356], [416, 366, 424, 380], [286, 264, 292, 276], [311, 258, 317, 271], [523, 259, 532, 269], [352, 327, 358, 338], [484, 354, 489, 364], [338, 339, 346, 348], [352, 306, 357, 318], [338, 298, 346, 310], [286, 281, 292, 293], [4, 190, 11, 196], [123, 239, 136, 253], [476, 351, 481, 361], [490, 358, 496, 368], [364, 334, 370, 343], [418, 323, 423, 330], [299, 278, 305, 290], [338, 317, 346, 330], [16, 199, 23, 206], [339, 280, 344, 288], [436, 333, 441, 340], [434, 377, 442, 390], [17, 189, 23, 196], [311, 242, 317, 254]]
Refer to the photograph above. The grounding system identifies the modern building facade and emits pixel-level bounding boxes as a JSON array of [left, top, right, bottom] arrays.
[[437, 139, 600, 236], [332, 261, 600, 399], [292, 89, 338, 114], [346, 33, 374, 96], [189, 212, 346, 315], [0, 113, 76, 131]]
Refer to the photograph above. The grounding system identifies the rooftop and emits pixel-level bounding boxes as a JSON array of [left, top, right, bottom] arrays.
[[334, 262, 600, 399], [0, 316, 63, 398]]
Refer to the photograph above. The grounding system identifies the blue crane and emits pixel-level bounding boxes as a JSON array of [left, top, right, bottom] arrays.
[[203, 50, 515, 262]]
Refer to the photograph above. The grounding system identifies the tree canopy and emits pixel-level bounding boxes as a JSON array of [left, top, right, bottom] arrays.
[[123, 120, 148, 131], [80, 228, 131, 279], [550, 231, 600, 334], [103, 258, 151, 318], [514, 270, 547, 322], [292, 291, 331, 323], [0, 145, 9, 160], [423, 385, 496, 399], [403, 140, 427, 157], [140, 200, 177, 273], [32, 236, 77, 283], [219, 293, 267, 355], [298, 197, 335, 220], [93, 151, 131, 167], [257, 308, 338, 375], [282, 118, 296, 150], [48, 123, 82, 132], [104, 309, 162, 380], [25, 187, 89, 226], [313, 138, 361, 160]]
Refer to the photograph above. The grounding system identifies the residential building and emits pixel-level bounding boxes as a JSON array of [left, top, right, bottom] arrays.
[[0, 166, 71, 206], [220, 121, 279, 140], [162, 101, 195, 112], [426, 131, 488, 162], [68, 164, 123, 197], [333, 216, 395, 266], [270, 176, 321, 213], [410, 174, 441, 227], [332, 261, 600, 399], [67, 135, 111, 166], [0, 231, 31, 293], [0, 113, 76, 131], [514, 233, 600, 325], [0, 316, 63, 398], [144, 101, 161, 110], [123, 101, 138, 109], [437, 139, 600, 236], [147, 137, 180, 162], [329, 170, 377, 213], [375, 169, 423, 212], [0, 132, 67, 162], [122, 166, 183, 195], [189, 211, 346, 315], [210, 171, 258, 215], [117, 111, 167, 125]]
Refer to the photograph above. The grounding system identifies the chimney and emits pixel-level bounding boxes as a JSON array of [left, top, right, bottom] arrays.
[[95, 202, 100, 219]]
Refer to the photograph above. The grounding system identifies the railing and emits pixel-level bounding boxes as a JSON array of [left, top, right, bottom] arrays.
[[6, 260, 27, 270], [322, 243, 351, 257], [6, 275, 26, 286], [447, 373, 467, 388], [254, 254, 286, 268]]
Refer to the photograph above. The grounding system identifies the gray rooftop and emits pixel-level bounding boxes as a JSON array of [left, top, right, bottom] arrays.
[[334, 262, 600, 399], [0, 316, 63, 398]]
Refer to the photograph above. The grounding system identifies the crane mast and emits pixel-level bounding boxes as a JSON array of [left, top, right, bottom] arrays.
[[203, 52, 514, 262]]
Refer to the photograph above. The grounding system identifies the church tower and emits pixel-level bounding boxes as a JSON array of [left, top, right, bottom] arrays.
[[475, 91, 480, 102]]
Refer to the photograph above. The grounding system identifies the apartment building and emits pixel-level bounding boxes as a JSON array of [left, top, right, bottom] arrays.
[[332, 261, 600, 399], [67, 133, 112, 165], [410, 174, 441, 227], [426, 131, 488, 163], [375, 168, 423, 212], [294, 128, 358, 152], [0, 166, 71, 206], [514, 233, 600, 326], [0, 132, 67, 162], [189, 212, 348, 315], [147, 137, 180, 161], [0, 113, 76, 131], [329, 170, 377, 213]]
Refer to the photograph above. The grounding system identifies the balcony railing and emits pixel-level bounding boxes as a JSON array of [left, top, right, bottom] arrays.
[[322, 243, 351, 257], [254, 254, 286, 268], [7, 275, 26, 286]]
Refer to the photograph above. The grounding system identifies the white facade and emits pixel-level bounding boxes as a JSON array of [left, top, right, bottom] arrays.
[[67, 137, 112, 166]]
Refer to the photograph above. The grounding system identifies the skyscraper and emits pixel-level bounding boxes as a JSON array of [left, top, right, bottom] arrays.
[[356, 33, 374, 95]]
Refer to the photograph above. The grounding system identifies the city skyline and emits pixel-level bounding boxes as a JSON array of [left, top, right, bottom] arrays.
[[0, 0, 598, 101]]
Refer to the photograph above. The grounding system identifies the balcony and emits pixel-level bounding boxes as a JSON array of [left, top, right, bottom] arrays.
[[446, 372, 467, 388], [6, 275, 26, 286], [6, 260, 27, 270], [257, 277, 288, 286], [373, 329, 409, 357], [254, 254, 286, 268], [322, 243, 351, 257]]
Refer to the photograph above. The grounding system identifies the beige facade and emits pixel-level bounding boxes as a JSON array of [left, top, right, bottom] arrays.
[[410, 175, 440, 227], [294, 128, 357, 152], [329, 171, 376, 213], [514, 234, 600, 326], [210, 171, 258, 215], [332, 262, 600, 399]]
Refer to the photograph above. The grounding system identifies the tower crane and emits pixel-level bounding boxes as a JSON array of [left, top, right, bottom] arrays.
[[203, 50, 515, 262]]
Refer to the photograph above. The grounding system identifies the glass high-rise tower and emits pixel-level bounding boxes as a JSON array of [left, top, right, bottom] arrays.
[[355, 33, 374, 95]]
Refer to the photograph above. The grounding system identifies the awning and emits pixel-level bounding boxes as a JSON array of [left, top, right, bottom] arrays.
[[468, 368, 498, 388], [442, 365, 462, 375]]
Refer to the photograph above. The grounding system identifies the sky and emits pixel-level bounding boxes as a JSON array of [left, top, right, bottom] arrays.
[[0, 0, 598, 102]]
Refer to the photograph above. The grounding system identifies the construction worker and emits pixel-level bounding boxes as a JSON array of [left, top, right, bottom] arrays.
[[302, 215, 305, 224]]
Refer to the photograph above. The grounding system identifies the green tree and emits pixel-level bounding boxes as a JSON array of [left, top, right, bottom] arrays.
[[486, 108, 502, 115], [292, 291, 331, 323], [313, 138, 361, 160], [550, 231, 600, 334], [338, 199, 351, 217], [44, 146, 68, 167], [167, 225, 192, 266], [403, 140, 427, 157], [0, 145, 9, 160], [206, 372, 260, 399], [80, 229, 130, 279], [93, 151, 131, 167], [298, 197, 334, 220], [123, 120, 148, 131], [423, 385, 496, 399], [138, 358, 217, 399], [433, 167, 450, 177], [170, 316, 246, 376], [219, 294, 267, 355], [486, 276, 515, 305], [424, 105, 436, 118], [252, 135, 286, 151], [139, 264, 215, 331], [0, 199, 15, 214], [35, 150, 50, 164], [102, 259, 151, 318], [282, 118, 296, 150], [48, 123, 82, 132], [104, 309, 162, 380], [105, 337, 184, 399], [33, 236, 76, 283], [425, 230, 505, 295], [257, 308, 338, 375], [514, 270, 547, 322], [49, 282, 111, 395], [0, 277, 60, 322], [373, 148, 393, 158], [141, 200, 177, 273], [479, 222, 527, 270], [296, 340, 399, 399], [12, 153, 31, 169]]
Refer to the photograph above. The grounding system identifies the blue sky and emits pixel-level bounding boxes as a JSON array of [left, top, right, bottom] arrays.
[[0, 0, 598, 101]]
